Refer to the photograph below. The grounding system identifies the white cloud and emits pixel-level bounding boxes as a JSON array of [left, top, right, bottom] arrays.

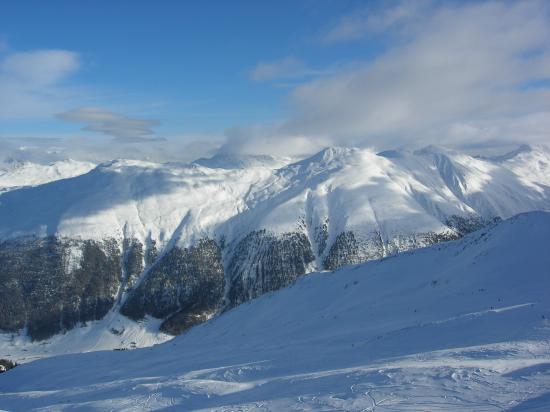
[[56, 107, 162, 141], [251, 57, 305, 81], [0, 134, 221, 164], [219, 1, 550, 156], [281, 0, 550, 150], [1, 50, 80, 85], [0, 49, 81, 119], [219, 124, 332, 157]]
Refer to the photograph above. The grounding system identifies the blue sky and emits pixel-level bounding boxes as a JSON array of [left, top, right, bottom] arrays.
[[1, 1, 381, 136], [0, 1, 549, 161]]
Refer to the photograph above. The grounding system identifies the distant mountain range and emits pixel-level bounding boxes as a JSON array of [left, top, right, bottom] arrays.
[[0, 158, 95, 193], [0, 144, 549, 353]]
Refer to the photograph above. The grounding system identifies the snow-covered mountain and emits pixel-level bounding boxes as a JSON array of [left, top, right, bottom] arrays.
[[2, 211, 549, 411], [0, 145, 549, 344], [0, 158, 96, 193]]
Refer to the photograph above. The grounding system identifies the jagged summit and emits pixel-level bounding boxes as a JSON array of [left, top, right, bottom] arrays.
[[288, 146, 358, 168]]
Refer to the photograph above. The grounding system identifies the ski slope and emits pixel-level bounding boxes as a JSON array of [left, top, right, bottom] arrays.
[[1, 211, 549, 411]]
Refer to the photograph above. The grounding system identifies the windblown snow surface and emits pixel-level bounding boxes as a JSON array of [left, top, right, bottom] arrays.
[[1, 211, 549, 411]]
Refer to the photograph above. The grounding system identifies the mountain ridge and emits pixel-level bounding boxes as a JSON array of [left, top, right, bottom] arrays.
[[0, 145, 548, 345]]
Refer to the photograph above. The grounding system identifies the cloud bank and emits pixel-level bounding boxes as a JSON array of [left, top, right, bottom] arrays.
[[3, 1, 549, 162], [218, 124, 332, 158], [228, 0, 550, 155], [0, 135, 220, 165]]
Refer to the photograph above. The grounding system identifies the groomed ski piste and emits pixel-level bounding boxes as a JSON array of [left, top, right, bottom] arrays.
[[1, 211, 549, 411]]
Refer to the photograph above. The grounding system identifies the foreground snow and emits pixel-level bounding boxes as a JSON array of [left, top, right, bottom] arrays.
[[1, 211, 549, 411]]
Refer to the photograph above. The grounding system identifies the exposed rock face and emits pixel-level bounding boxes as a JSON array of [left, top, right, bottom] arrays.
[[226, 230, 315, 306], [0, 237, 121, 340], [120, 239, 224, 335]]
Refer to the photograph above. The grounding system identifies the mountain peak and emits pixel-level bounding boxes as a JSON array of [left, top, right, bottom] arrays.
[[289, 146, 359, 170]]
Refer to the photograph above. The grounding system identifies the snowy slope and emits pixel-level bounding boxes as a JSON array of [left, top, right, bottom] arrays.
[[0, 312, 171, 365], [221, 145, 550, 268], [0, 145, 549, 350], [0, 159, 95, 193], [0, 159, 274, 244], [0, 152, 288, 242], [0, 145, 548, 248], [1, 211, 549, 411]]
